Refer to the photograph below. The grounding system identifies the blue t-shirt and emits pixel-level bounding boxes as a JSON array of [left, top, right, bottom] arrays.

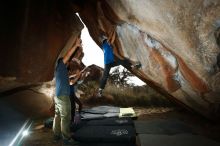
[[102, 41, 114, 64], [55, 60, 70, 97]]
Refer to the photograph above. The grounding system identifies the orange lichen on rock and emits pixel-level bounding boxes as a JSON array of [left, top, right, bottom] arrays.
[[150, 48, 181, 92], [177, 56, 210, 94]]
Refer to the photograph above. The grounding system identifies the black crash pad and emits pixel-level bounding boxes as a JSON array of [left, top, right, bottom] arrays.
[[79, 142, 135, 146], [74, 125, 136, 143], [86, 117, 134, 126]]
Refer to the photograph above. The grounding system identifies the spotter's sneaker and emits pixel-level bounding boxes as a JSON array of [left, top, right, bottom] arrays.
[[53, 135, 61, 143], [63, 138, 79, 146]]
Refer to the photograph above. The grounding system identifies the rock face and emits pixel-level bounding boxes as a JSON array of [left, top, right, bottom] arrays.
[[77, 0, 220, 119], [1, 0, 220, 119], [0, 0, 83, 83], [82, 64, 103, 82]]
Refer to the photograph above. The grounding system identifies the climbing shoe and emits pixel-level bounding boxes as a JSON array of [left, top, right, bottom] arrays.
[[97, 89, 103, 98], [131, 61, 142, 69]]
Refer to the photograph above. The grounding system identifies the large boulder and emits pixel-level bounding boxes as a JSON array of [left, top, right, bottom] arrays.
[[1, 0, 220, 119], [0, 0, 83, 85], [77, 0, 220, 119]]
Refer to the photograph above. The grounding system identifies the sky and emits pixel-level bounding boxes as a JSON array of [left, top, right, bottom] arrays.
[[81, 27, 104, 68], [79, 15, 145, 86]]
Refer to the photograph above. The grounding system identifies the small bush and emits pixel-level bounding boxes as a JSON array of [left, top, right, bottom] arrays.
[[79, 81, 99, 99]]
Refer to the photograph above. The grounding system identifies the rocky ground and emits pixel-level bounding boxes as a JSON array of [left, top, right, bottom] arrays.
[[1, 88, 219, 146]]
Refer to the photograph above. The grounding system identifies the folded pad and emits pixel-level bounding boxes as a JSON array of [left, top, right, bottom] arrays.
[[119, 108, 137, 118], [82, 106, 120, 114], [80, 113, 105, 120], [81, 106, 120, 120]]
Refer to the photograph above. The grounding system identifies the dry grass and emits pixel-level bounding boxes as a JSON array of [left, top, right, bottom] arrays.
[[105, 84, 174, 107], [79, 81, 174, 107]]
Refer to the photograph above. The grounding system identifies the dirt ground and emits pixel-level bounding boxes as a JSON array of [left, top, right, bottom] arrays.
[[21, 106, 220, 146], [135, 107, 220, 142]]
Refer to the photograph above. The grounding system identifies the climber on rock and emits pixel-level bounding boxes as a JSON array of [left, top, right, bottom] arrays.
[[97, 30, 142, 97]]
